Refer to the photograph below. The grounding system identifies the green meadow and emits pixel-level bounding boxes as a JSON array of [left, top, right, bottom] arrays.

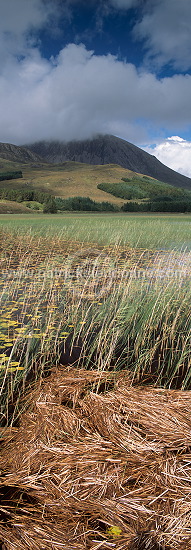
[[0, 212, 191, 426], [0, 211, 191, 248]]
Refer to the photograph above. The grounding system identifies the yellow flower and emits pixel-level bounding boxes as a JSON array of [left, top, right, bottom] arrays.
[[7, 367, 18, 372], [1, 343, 12, 348], [106, 526, 122, 539]]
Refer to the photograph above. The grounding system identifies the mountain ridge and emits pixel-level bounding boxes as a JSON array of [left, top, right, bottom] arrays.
[[24, 134, 191, 190], [0, 142, 45, 164]]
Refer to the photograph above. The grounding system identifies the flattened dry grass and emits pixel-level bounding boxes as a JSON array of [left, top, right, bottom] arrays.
[[0, 368, 191, 550]]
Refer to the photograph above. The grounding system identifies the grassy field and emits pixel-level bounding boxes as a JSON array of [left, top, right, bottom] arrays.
[[0, 212, 191, 249], [0, 159, 140, 206], [0, 213, 191, 549]]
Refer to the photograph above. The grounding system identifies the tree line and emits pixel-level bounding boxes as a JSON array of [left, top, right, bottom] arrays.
[[0, 171, 23, 181], [122, 198, 191, 212], [1, 184, 191, 213], [0, 187, 52, 204], [0, 190, 118, 212], [54, 196, 118, 212]]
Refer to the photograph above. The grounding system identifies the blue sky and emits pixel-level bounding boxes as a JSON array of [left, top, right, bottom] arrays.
[[39, 3, 144, 68], [1, 0, 191, 175]]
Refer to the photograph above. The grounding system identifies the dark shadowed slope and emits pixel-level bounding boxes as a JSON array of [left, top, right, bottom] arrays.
[[0, 142, 45, 164], [26, 134, 191, 190]]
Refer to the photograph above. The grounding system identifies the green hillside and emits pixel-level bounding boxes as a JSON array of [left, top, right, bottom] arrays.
[[0, 156, 191, 211], [98, 175, 191, 201], [0, 157, 147, 206]]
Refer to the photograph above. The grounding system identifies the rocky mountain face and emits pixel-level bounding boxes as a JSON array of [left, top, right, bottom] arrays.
[[26, 134, 191, 190], [0, 142, 44, 164]]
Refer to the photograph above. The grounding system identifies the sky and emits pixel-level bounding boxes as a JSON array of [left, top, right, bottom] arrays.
[[0, 0, 191, 176]]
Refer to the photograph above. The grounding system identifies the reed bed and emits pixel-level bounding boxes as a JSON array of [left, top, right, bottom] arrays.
[[0, 367, 191, 549], [1, 213, 191, 250], [1, 229, 191, 427]]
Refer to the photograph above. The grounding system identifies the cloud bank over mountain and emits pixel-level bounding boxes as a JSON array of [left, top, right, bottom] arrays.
[[1, 42, 191, 148], [0, 0, 191, 176]]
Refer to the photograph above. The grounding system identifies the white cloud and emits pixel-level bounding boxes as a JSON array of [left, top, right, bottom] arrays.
[[0, 43, 191, 145], [133, 0, 191, 70], [144, 137, 191, 178], [0, 0, 62, 69], [0, 0, 51, 35]]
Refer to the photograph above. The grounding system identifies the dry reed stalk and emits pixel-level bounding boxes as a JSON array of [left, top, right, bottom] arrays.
[[0, 367, 191, 549]]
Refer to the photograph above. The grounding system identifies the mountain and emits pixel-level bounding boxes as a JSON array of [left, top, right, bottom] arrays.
[[0, 142, 44, 164], [26, 134, 191, 190]]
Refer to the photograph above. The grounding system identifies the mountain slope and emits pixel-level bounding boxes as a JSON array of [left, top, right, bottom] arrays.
[[26, 134, 191, 190], [0, 142, 44, 164], [0, 200, 32, 213], [0, 159, 136, 206]]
